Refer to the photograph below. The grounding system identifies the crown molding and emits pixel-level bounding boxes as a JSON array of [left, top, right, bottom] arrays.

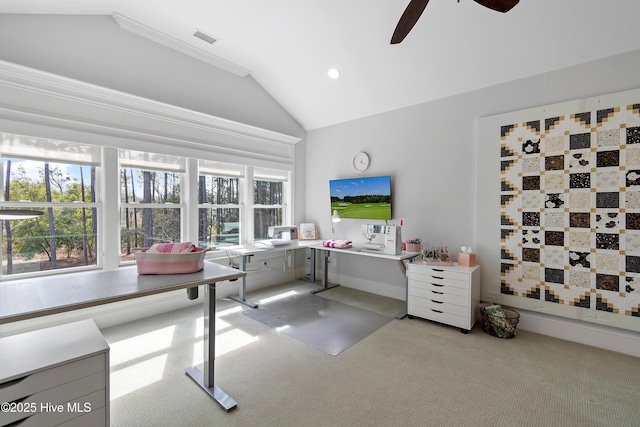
[[111, 12, 251, 78]]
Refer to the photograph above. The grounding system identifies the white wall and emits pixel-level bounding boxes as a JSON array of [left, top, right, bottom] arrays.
[[306, 49, 640, 356], [0, 14, 303, 139], [306, 95, 478, 299]]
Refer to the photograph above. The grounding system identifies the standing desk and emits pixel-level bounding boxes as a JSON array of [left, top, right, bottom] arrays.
[[226, 240, 321, 308], [0, 262, 246, 412], [306, 244, 420, 318]]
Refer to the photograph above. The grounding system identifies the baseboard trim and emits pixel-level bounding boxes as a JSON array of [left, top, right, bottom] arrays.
[[325, 273, 405, 300], [517, 309, 640, 358]]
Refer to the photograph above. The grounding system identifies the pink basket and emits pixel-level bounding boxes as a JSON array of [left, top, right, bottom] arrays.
[[133, 247, 208, 274]]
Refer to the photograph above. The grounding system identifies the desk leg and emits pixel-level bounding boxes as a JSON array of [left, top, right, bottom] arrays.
[[310, 249, 340, 294], [309, 247, 316, 282], [229, 254, 258, 308], [185, 283, 238, 411], [395, 259, 414, 319]]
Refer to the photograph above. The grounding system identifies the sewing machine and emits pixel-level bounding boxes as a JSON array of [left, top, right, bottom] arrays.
[[361, 224, 402, 255], [268, 225, 299, 245]]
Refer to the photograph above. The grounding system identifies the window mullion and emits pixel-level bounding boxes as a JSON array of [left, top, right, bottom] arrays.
[[103, 147, 120, 270], [244, 168, 253, 244]]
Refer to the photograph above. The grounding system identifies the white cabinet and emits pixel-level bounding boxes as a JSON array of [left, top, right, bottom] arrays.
[[0, 320, 109, 427], [407, 263, 481, 333]]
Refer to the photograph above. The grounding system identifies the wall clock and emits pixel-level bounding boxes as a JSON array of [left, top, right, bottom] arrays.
[[352, 152, 370, 172]]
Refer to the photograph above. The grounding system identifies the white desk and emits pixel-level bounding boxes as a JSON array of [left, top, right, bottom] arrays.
[[225, 240, 320, 308], [0, 263, 246, 412], [306, 244, 420, 318]]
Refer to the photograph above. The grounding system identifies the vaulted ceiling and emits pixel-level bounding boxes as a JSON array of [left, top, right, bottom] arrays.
[[2, 1, 640, 130]]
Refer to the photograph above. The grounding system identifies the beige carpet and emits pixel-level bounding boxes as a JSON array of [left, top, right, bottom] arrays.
[[103, 281, 640, 427]]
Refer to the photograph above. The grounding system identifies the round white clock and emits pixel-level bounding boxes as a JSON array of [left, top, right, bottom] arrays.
[[352, 152, 370, 172]]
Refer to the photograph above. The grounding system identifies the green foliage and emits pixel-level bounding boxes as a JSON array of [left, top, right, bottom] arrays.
[[2, 160, 96, 273], [330, 201, 391, 220], [8, 219, 49, 260], [119, 168, 184, 252]]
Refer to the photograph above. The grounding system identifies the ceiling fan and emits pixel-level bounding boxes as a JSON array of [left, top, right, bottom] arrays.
[[391, 0, 520, 44]]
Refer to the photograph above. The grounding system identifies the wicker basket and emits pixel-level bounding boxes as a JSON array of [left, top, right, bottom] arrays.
[[480, 305, 520, 339], [133, 247, 207, 274]]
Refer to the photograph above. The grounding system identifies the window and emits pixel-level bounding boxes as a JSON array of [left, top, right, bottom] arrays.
[[1, 133, 101, 277], [0, 134, 293, 277], [119, 151, 184, 262], [253, 168, 289, 240], [197, 175, 241, 247], [197, 163, 291, 245], [197, 161, 243, 248]]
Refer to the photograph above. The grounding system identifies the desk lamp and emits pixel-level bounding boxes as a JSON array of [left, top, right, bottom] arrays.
[[0, 209, 44, 220], [331, 210, 341, 235]]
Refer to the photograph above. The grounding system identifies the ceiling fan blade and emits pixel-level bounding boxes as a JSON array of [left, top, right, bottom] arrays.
[[390, 0, 431, 44], [473, 0, 519, 13]]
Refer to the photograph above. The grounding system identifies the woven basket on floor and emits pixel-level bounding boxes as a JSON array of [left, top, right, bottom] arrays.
[[480, 306, 520, 339]]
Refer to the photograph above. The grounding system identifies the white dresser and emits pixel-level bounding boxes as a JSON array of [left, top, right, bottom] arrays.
[[0, 320, 109, 427], [407, 262, 481, 333]]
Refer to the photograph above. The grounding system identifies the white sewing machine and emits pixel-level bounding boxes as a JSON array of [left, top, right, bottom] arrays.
[[268, 225, 299, 246], [361, 224, 402, 255]]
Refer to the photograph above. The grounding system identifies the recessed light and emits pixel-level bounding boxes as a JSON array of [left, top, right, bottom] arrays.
[[328, 68, 340, 79]]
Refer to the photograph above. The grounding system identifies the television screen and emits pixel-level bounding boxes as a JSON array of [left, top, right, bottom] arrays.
[[329, 175, 392, 220]]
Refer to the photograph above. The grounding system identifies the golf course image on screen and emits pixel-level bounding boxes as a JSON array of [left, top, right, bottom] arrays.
[[329, 175, 392, 220]]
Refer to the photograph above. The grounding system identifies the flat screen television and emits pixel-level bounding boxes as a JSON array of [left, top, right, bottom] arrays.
[[329, 175, 392, 220]]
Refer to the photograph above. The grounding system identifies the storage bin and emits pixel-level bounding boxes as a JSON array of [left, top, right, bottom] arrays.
[[480, 305, 520, 339], [405, 243, 422, 252], [134, 247, 207, 274]]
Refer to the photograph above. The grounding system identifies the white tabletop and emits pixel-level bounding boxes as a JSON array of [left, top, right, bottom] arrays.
[[308, 243, 420, 261], [0, 262, 246, 324], [225, 240, 321, 256]]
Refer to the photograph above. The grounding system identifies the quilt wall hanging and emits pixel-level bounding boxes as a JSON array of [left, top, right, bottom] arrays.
[[476, 88, 640, 332]]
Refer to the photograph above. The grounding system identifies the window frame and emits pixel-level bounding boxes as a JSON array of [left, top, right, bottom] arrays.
[[118, 158, 186, 265], [0, 137, 294, 280], [0, 152, 102, 279], [196, 172, 243, 248], [252, 169, 290, 241]]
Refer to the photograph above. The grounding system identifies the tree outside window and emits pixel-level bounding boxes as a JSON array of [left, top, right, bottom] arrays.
[[120, 167, 181, 261], [254, 179, 283, 240], [197, 175, 240, 248], [1, 138, 292, 276], [1, 157, 98, 276]]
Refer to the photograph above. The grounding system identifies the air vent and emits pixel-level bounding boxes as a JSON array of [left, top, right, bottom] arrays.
[[193, 29, 217, 45]]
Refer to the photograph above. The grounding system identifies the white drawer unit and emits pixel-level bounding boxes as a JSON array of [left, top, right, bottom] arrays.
[[407, 263, 481, 333], [0, 320, 109, 427]]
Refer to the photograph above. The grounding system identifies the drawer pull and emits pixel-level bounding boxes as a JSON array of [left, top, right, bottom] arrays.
[[431, 283, 444, 287], [431, 291, 444, 295], [431, 309, 443, 313], [432, 269, 444, 272], [431, 276, 444, 280], [431, 300, 443, 304]]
